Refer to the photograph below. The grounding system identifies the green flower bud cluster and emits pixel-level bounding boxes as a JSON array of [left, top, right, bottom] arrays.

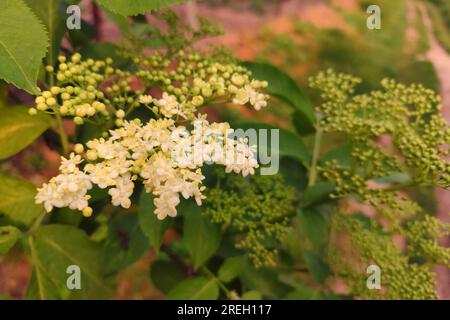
[[310, 70, 450, 187], [330, 214, 438, 299], [130, 49, 269, 120], [405, 215, 450, 268], [30, 53, 125, 125], [203, 170, 297, 268], [320, 161, 418, 228], [30, 49, 268, 125], [310, 70, 450, 298]]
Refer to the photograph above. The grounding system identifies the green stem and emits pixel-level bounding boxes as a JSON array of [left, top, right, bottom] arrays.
[[28, 210, 46, 235], [200, 265, 235, 299], [308, 127, 323, 186], [28, 236, 46, 300], [384, 180, 417, 192], [55, 114, 70, 156]]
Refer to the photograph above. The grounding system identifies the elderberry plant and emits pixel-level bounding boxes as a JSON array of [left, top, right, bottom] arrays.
[[0, 0, 448, 301]]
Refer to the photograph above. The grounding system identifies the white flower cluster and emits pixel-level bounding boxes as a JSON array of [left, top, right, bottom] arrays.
[[35, 154, 92, 215], [232, 80, 269, 111], [36, 115, 259, 220]]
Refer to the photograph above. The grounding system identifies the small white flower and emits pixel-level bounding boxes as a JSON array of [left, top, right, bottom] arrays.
[[139, 94, 153, 104]]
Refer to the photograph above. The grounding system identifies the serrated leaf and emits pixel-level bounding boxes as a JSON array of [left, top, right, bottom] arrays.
[[183, 203, 221, 270], [235, 122, 310, 166], [241, 62, 315, 134], [218, 255, 248, 283], [0, 0, 48, 94], [24, 0, 66, 67], [0, 226, 21, 255], [0, 106, 51, 160], [96, 0, 189, 16], [26, 224, 113, 299], [102, 213, 149, 275], [0, 173, 43, 226], [167, 277, 219, 300], [138, 191, 171, 254], [150, 259, 186, 293]]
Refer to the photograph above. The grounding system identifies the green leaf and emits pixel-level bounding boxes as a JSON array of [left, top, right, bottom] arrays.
[[102, 213, 149, 275], [96, 0, 189, 16], [138, 191, 171, 254], [183, 203, 221, 270], [241, 267, 291, 299], [26, 224, 113, 299], [241, 62, 315, 134], [301, 181, 336, 208], [283, 286, 323, 300], [0, 0, 48, 94], [0, 106, 51, 160], [302, 251, 331, 284], [0, 173, 43, 226], [167, 277, 219, 300], [0, 226, 21, 255], [297, 208, 328, 250], [150, 259, 186, 293], [0, 82, 8, 108], [235, 122, 310, 166], [241, 290, 262, 300], [24, 0, 66, 67], [218, 255, 248, 283]]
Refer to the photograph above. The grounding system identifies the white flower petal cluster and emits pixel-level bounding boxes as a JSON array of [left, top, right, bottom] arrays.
[[232, 80, 269, 111], [36, 116, 259, 220], [35, 154, 92, 214]]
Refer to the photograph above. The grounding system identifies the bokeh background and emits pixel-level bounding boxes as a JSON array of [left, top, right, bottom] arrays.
[[1, 0, 449, 299]]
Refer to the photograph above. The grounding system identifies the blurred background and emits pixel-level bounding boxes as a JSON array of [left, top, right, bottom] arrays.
[[1, 0, 449, 299]]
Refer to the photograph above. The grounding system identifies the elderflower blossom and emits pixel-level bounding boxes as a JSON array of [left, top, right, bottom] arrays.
[[36, 118, 259, 220], [35, 153, 92, 214], [232, 80, 269, 110], [154, 92, 184, 118], [138, 94, 153, 104]]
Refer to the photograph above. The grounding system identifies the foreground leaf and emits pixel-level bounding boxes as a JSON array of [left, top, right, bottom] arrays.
[[0, 0, 48, 94], [0, 226, 21, 255], [102, 213, 149, 275], [183, 204, 221, 270], [138, 191, 171, 254], [218, 255, 248, 283], [26, 225, 113, 299], [24, 0, 67, 67], [0, 106, 51, 160], [297, 208, 328, 250], [150, 259, 186, 293], [167, 277, 219, 300], [0, 173, 43, 226], [96, 0, 189, 16]]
